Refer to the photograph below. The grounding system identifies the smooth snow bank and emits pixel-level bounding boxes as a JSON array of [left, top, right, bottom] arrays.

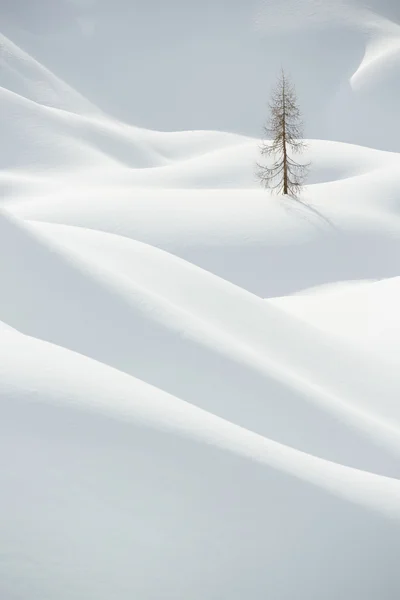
[[1, 210, 400, 479], [1, 35, 399, 178], [2, 77, 398, 297], [257, 0, 400, 150], [1, 327, 400, 600], [1, 79, 398, 177], [4, 0, 400, 150], [9, 170, 400, 297], [0, 320, 16, 332], [1, 12, 400, 600], [0, 38, 251, 172], [268, 277, 400, 357], [2, 326, 400, 514], [0, 33, 98, 115]]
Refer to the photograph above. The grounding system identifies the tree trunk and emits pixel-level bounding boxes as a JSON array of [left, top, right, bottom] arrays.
[[282, 83, 288, 195]]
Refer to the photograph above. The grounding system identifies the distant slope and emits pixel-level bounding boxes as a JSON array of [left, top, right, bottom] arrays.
[[1, 70, 399, 298], [0, 33, 97, 114], [3, 0, 400, 149]]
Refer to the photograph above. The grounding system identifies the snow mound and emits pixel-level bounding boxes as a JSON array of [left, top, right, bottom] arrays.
[[1, 210, 400, 476], [2, 64, 399, 297], [2, 6, 400, 600], [269, 277, 400, 357], [0, 33, 97, 115], [2, 326, 400, 600], [8, 161, 400, 297]]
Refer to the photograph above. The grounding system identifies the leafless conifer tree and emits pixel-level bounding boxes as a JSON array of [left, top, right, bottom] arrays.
[[257, 70, 309, 196]]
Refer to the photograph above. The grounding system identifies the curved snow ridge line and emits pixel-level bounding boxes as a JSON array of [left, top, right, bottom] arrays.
[[256, 1, 400, 104], [350, 9, 400, 88], [3, 214, 400, 470], [0, 33, 98, 115], [268, 276, 400, 358], [351, 36, 400, 88], [2, 63, 399, 182], [0, 32, 255, 164], [0, 85, 169, 169], [2, 326, 400, 519], [0, 84, 257, 172], [306, 142, 400, 187], [122, 137, 397, 190], [29, 220, 400, 431], [0, 320, 16, 333]]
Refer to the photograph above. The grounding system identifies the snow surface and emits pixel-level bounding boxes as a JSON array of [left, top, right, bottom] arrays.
[[1, 2, 400, 599]]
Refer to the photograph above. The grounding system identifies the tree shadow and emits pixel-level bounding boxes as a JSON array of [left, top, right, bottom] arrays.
[[282, 195, 338, 232]]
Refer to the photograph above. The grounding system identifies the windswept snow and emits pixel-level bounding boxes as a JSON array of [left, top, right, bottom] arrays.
[[269, 277, 400, 358], [1, 2, 400, 599]]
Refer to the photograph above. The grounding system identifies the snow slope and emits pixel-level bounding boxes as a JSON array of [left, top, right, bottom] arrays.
[[269, 277, 400, 358], [2, 326, 400, 600], [1, 2, 400, 599], [3, 0, 400, 148]]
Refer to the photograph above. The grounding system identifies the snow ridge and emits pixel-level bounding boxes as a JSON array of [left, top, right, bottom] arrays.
[[1, 4, 400, 599]]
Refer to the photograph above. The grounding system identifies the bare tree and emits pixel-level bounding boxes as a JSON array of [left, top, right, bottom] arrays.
[[257, 70, 309, 196]]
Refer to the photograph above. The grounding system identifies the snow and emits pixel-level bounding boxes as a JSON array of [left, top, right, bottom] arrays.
[[268, 277, 400, 358], [1, 1, 400, 599]]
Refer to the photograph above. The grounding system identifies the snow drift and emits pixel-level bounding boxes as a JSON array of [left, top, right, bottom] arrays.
[[1, 1, 400, 599]]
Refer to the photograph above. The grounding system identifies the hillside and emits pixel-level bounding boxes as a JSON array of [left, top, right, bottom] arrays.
[[1, 2, 400, 599]]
